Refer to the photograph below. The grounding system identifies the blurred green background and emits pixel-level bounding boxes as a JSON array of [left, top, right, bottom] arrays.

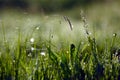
[[0, 0, 118, 12], [0, 0, 120, 44]]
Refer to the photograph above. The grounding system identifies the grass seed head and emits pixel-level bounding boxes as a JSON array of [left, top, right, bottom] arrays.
[[63, 16, 73, 31]]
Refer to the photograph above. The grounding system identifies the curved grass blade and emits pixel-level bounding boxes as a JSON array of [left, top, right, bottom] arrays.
[[63, 16, 73, 31]]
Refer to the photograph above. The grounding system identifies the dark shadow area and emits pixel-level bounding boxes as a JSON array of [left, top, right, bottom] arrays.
[[0, 0, 115, 13]]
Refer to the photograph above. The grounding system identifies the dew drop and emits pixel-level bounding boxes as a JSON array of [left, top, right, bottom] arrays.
[[31, 47, 35, 51], [113, 33, 117, 37], [36, 27, 39, 30], [40, 51, 46, 56], [30, 38, 34, 43]]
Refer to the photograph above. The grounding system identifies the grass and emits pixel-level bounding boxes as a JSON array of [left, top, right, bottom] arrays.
[[0, 3, 120, 79]]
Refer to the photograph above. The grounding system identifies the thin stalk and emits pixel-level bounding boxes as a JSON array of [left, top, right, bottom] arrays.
[[1, 21, 6, 42], [110, 33, 117, 60], [15, 28, 21, 80]]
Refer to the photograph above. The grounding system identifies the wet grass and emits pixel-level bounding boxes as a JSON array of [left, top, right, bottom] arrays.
[[0, 3, 120, 79]]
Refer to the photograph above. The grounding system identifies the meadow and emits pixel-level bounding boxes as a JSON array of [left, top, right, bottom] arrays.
[[0, 2, 120, 80]]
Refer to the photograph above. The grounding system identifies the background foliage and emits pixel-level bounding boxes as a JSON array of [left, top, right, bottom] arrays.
[[0, 0, 116, 12]]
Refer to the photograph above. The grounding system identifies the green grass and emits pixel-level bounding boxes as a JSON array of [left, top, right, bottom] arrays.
[[0, 3, 120, 80]]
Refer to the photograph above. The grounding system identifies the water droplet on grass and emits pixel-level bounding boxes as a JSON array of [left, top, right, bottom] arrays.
[[36, 27, 39, 30], [30, 38, 34, 43], [13, 60, 15, 63], [28, 53, 32, 57], [66, 51, 69, 54], [31, 47, 35, 51], [40, 51, 46, 56], [113, 33, 117, 37], [84, 62, 86, 65]]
